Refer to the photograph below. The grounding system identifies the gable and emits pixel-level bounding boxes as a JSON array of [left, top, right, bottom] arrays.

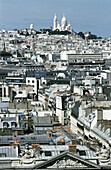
[[48, 156, 89, 169], [34, 152, 100, 169]]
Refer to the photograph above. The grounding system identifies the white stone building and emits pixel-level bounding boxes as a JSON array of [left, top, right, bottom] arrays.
[[53, 14, 72, 32]]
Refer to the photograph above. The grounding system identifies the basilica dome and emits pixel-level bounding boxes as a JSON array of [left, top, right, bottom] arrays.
[[61, 15, 67, 22], [61, 14, 67, 30]]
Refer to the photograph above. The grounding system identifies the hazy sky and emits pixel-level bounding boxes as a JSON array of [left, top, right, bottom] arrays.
[[0, 0, 111, 38]]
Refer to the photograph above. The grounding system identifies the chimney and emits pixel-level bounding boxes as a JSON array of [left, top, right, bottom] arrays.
[[12, 133, 15, 137], [32, 144, 40, 154], [69, 135, 77, 153], [57, 138, 65, 145], [46, 129, 52, 137], [57, 129, 60, 133], [86, 141, 90, 148], [72, 136, 76, 144], [15, 131, 18, 137], [61, 132, 63, 137], [69, 144, 76, 153], [16, 115, 19, 124]]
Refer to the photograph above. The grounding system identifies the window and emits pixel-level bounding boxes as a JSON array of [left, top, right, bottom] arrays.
[[77, 122, 84, 131], [79, 150, 86, 156], [40, 151, 43, 155], [89, 135, 93, 140], [32, 80, 35, 83], [15, 80, 20, 83], [44, 113, 50, 117], [11, 122, 17, 128], [60, 151, 65, 153], [0, 153, 6, 157], [28, 80, 30, 83], [45, 151, 52, 156], [31, 136, 36, 139], [3, 122, 9, 128], [64, 111, 67, 117]]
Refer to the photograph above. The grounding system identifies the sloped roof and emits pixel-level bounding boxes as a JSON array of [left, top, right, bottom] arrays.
[[0, 102, 9, 109], [33, 116, 53, 127], [0, 50, 12, 57], [0, 134, 53, 145], [0, 146, 17, 157]]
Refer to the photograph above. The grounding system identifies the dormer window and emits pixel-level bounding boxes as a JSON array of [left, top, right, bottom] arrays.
[[3, 122, 9, 128], [11, 122, 17, 128]]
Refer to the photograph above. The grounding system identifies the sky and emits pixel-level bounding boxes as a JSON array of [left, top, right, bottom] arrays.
[[0, 0, 111, 38]]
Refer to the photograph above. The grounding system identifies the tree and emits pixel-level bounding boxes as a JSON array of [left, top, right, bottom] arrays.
[[78, 32, 85, 39]]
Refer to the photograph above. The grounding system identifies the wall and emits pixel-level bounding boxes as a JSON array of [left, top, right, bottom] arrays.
[[103, 109, 111, 120]]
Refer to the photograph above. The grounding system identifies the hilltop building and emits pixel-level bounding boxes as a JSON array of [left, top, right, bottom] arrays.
[[30, 24, 34, 30], [53, 14, 72, 32]]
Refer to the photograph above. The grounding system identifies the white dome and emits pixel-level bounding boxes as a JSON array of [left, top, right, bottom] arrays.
[[54, 14, 57, 20], [31, 54, 37, 60], [53, 14, 58, 30], [57, 73, 65, 78], [61, 14, 67, 31], [62, 15, 67, 22], [57, 23, 61, 30], [66, 23, 72, 32], [30, 24, 34, 30]]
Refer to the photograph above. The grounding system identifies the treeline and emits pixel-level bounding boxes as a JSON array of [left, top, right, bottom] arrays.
[[78, 32, 102, 39]]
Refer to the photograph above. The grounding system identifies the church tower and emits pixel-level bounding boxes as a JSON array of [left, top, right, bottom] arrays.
[[53, 14, 57, 31], [61, 14, 67, 31]]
